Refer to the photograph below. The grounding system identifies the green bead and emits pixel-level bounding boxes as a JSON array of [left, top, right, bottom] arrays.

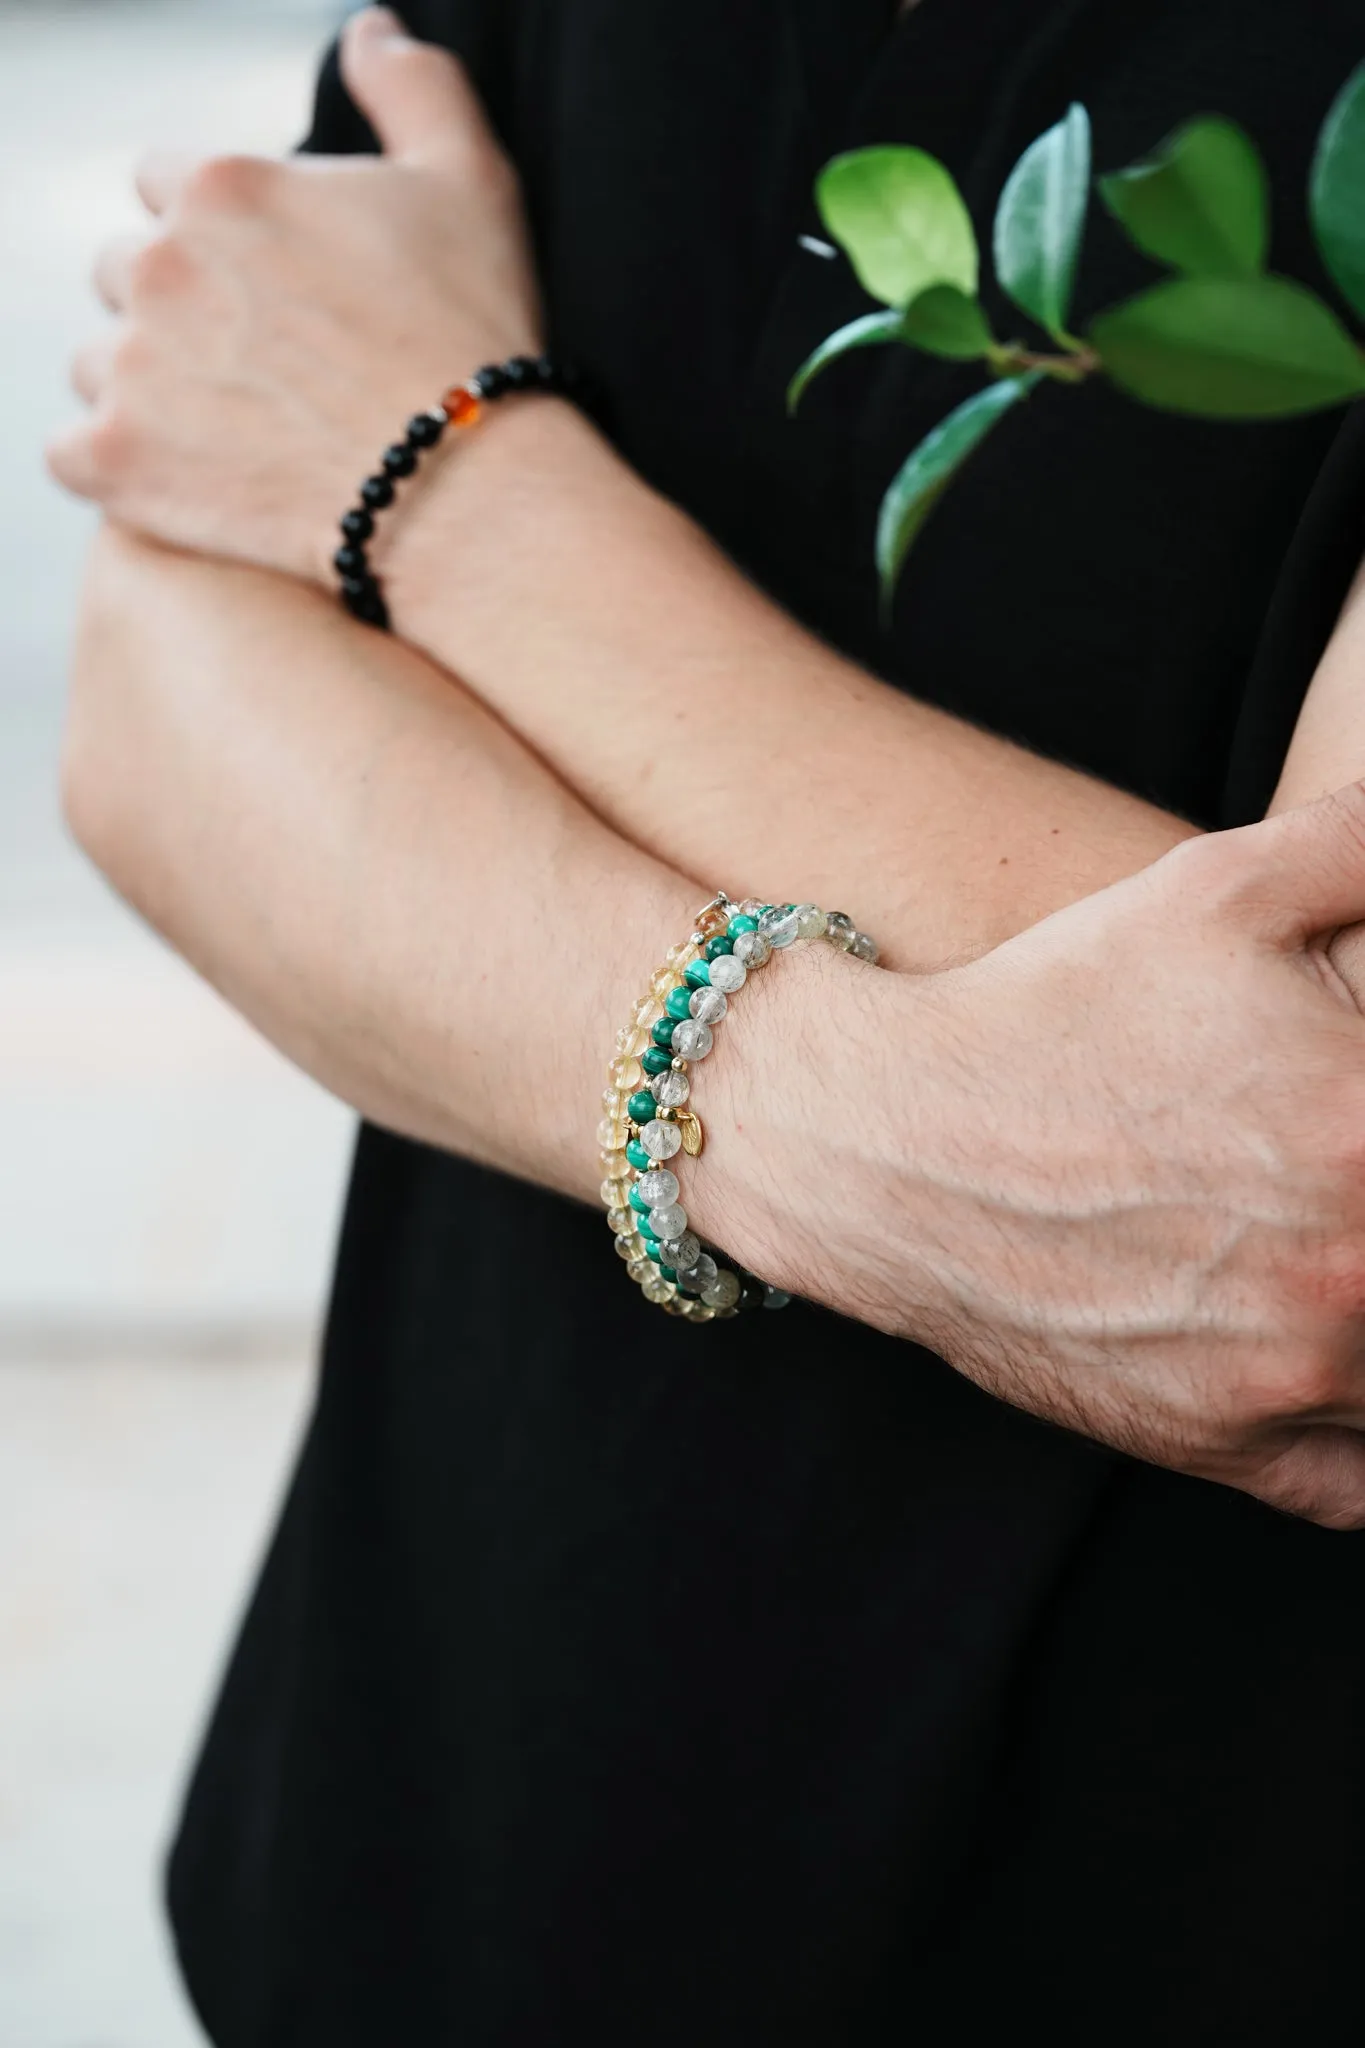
[[637, 1214, 659, 1241], [659, 1264, 678, 1282], [727, 913, 759, 936], [704, 936, 733, 960], [665, 985, 693, 1020], [627, 1089, 656, 1124], [642, 1046, 673, 1075], [626, 1140, 651, 1171], [645, 1240, 664, 1263], [684, 960, 711, 988], [628, 1184, 650, 1214], [651, 1017, 676, 1049]]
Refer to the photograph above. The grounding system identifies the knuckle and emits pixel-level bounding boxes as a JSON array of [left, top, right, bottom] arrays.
[[128, 233, 190, 299], [1155, 828, 1264, 926], [185, 152, 272, 213]]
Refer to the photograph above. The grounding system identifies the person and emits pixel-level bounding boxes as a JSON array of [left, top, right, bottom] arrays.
[[46, 1, 1365, 2038]]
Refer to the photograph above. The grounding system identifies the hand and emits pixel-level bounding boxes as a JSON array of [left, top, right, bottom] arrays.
[[702, 786, 1365, 1529], [46, 8, 540, 585]]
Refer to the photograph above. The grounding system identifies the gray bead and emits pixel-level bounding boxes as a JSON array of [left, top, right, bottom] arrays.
[[758, 907, 800, 948], [661, 1230, 701, 1273], [731, 929, 771, 968], [648, 1202, 688, 1242], [651, 1067, 691, 1107], [701, 1268, 741, 1310], [708, 954, 746, 994], [689, 986, 727, 1026], [794, 903, 826, 941], [824, 911, 856, 950], [678, 1252, 718, 1295], [670, 1018, 713, 1060], [849, 931, 879, 963]]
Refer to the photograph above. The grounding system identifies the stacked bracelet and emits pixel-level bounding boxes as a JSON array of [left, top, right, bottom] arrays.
[[333, 351, 569, 630], [598, 893, 880, 1321]]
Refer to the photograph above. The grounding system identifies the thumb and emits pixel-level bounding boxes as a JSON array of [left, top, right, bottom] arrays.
[[1251, 780, 1365, 943], [340, 8, 490, 169]]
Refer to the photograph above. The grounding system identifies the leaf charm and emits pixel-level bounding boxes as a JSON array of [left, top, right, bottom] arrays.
[[678, 1111, 704, 1158]]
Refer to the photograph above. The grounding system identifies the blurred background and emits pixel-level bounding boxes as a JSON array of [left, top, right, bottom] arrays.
[[0, 3, 350, 2041]]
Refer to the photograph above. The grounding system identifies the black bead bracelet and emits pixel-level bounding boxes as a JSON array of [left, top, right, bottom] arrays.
[[334, 351, 569, 630]]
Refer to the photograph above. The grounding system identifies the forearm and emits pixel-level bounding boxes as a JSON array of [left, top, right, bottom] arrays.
[[382, 400, 1197, 967], [65, 525, 698, 1201]]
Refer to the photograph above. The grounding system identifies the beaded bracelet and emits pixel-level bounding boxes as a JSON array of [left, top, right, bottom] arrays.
[[333, 351, 570, 630], [599, 893, 879, 1321]]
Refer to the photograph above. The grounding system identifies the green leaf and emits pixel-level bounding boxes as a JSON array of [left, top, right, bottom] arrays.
[[787, 309, 906, 414], [1311, 59, 1365, 324], [876, 374, 1040, 610], [992, 103, 1091, 341], [1098, 117, 1268, 279], [900, 284, 994, 359], [816, 145, 978, 309], [1090, 274, 1365, 416]]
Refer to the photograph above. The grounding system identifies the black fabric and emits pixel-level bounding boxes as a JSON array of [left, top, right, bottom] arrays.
[[168, 4, 1365, 2040]]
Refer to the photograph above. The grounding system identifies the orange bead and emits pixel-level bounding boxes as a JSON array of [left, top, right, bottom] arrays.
[[442, 384, 482, 428]]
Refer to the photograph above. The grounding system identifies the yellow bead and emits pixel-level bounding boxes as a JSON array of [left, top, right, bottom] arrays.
[[601, 1087, 626, 1116], [607, 1206, 634, 1235], [600, 1177, 625, 1206], [616, 1025, 649, 1057], [614, 1232, 644, 1260], [642, 1273, 673, 1305], [597, 1117, 630, 1150], [650, 966, 677, 999], [600, 1149, 631, 1179], [634, 998, 658, 1028], [610, 1054, 643, 1090], [626, 1257, 652, 1283]]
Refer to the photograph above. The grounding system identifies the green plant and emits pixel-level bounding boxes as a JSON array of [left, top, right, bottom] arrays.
[[790, 61, 1365, 613]]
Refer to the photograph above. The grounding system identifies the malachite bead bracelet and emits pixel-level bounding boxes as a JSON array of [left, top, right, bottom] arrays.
[[597, 891, 880, 1321]]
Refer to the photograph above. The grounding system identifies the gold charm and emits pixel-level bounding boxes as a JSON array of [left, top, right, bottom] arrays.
[[678, 1110, 704, 1157]]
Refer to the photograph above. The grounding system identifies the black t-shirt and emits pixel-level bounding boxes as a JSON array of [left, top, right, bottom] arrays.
[[167, 4, 1365, 2041]]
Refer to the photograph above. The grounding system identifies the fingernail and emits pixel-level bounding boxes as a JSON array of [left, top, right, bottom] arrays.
[[360, 6, 404, 34]]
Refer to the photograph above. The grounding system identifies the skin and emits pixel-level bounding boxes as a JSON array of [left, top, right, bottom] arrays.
[[47, 11, 1365, 1526]]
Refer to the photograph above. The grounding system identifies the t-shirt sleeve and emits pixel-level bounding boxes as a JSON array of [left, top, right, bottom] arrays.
[[1221, 403, 1365, 826]]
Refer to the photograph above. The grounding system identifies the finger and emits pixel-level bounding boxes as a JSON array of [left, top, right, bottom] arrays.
[[70, 332, 118, 406], [45, 419, 105, 503], [1244, 781, 1365, 943], [340, 7, 493, 171], [92, 235, 144, 313], [135, 149, 198, 217]]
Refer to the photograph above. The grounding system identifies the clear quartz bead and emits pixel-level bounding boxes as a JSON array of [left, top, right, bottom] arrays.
[[640, 1118, 682, 1160], [824, 911, 856, 950], [597, 1116, 630, 1150], [642, 1272, 673, 1304], [670, 1019, 713, 1059], [635, 1167, 679, 1208], [758, 906, 800, 949], [607, 1206, 635, 1236], [610, 1054, 643, 1089], [850, 931, 879, 963], [648, 1202, 688, 1242], [707, 954, 746, 994], [689, 986, 727, 1026], [678, 1252, 718, 1294], [794, 903, 826, 941], [600, 1149, 631, 1178], [651, 1068, 691, 1108], [661, 1230, 701, 1273], [763, 1286, 793, 1309], [701, 1268, 741, 1310], [731, 930, 770, 968], [737, 897, 766, 917]]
